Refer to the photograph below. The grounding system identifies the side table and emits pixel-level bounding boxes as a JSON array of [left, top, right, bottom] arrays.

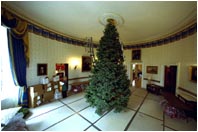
[[147, 84, 162, 95]]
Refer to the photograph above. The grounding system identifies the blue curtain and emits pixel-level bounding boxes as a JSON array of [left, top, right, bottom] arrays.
[[7, 31, 28, 107], [2, 14, 29, 107], [8, 32, 27, 86]]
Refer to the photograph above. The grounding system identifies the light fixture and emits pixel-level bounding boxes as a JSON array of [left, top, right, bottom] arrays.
[[99, 12, 124, 26], [71, 59, 79, 70], [74, 65, 77, 70]]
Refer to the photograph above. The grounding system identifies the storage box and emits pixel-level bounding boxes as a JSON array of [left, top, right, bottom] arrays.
[[43, 83, 53, 92], [40, 76, 49, 84], [28, 84, 44, 108], [54, 89, 62, 99], [29, 84, 44, 96], [43, 91, 54, 102], [53, 75, 60, 82], [52, 81, 60, 91], [29, 95, 43, 108]]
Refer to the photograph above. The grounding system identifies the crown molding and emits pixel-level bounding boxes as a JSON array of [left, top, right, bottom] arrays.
[[2, 2, 196, 50]]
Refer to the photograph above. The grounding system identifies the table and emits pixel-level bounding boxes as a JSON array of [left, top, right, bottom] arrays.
[[146, 84, 162, 95]]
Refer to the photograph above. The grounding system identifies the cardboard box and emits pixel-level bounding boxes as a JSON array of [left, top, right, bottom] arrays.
[[28, 84, 44, 108], [43, 83, 53, 92], [40, 76, 49, 84], [53, 75, 60, 82], [29, 84, 44, 96], [52, 81, 60, 91], [54, 89, 62, 100], [43, 91, 54, 102], [30, 95, 43, 108]]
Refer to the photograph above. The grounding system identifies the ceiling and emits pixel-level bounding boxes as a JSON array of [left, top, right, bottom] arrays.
[[2, 1, 197, 45]]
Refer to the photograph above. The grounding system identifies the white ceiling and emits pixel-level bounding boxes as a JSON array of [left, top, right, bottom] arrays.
[[3, 1, 197, 45]]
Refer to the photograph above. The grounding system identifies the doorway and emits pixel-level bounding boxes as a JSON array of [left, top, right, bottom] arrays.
[[55, 63, 69, 82], [164, 65, 177, 94], [131, 63, 142, 88]]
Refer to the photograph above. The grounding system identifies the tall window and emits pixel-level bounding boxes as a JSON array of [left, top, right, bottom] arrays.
[[0, 26, 19, 108]]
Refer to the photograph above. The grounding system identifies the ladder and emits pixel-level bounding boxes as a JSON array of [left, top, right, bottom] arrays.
[[85, 37, 95, 66]]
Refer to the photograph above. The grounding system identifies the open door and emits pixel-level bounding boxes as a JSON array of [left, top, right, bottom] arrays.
[[56, 63, 69, 98], [56, 63, 68, 81], [164, 66, 177, 94], [132, 63, 142, 88]]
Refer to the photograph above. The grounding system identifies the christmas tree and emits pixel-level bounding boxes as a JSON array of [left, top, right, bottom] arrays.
[[85, 19, 131, 115]]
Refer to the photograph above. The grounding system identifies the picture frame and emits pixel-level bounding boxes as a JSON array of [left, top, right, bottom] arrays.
[[189, 66, 197, 82], [146, 66, 158, 74], [132, 49, 141, 61], [82, 56, 92, 72], [56, 63, 65, 71], [37, 63, 47, 76]]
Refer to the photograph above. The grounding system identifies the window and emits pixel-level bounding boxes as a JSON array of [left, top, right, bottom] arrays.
[[0, 26, 19, 106]]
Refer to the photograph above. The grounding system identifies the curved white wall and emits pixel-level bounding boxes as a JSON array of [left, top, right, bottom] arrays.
[[124, 33, 197, 98], [27, 32, 197, 99], [27, 33, 92, 86]]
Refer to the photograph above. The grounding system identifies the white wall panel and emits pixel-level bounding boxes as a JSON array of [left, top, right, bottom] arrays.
[[124, 33, 197, 97], [27, 33, 91, 86]]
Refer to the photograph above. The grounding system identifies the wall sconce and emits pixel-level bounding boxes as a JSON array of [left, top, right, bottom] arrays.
[[74, 65, 78, 70], [71, 59, 79, 70]]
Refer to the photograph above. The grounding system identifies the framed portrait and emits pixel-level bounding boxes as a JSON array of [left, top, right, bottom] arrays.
[[37, 63, 47, 76], [189, 66, 197, 82], [82, 56, 92, 72], [146, 66, 158, 74], [132, 49, 141, 61]]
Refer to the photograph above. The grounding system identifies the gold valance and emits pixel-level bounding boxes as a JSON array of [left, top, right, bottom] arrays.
[[2, 8, 29, 66]]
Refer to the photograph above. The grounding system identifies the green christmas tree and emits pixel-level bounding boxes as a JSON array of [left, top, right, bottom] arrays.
[[85, 19, 131, 115]]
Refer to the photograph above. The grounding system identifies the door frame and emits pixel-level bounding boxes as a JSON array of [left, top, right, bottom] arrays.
[[130, 62, 143, 88], [163, 63, 180, 95]]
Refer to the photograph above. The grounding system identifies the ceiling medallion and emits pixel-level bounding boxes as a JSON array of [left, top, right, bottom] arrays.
[[99, 13, 124, 26]]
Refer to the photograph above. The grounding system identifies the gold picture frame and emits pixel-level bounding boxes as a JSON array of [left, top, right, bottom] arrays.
[[82, 56, 91, 72], [146, 66, 158, 74], [132, 49, 141, 61]]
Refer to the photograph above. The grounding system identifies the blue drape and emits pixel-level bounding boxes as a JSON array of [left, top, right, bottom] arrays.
[[7, 29, 29, 107], [9, 33, 27, 86], [2, 14, 29, 107]]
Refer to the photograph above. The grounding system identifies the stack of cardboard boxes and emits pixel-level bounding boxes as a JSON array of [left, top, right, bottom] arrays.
[[29, 84, 44, 108], [53, 81, 62, 99], [43, 82, 54, 103], [28, 76, 61, 108]]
